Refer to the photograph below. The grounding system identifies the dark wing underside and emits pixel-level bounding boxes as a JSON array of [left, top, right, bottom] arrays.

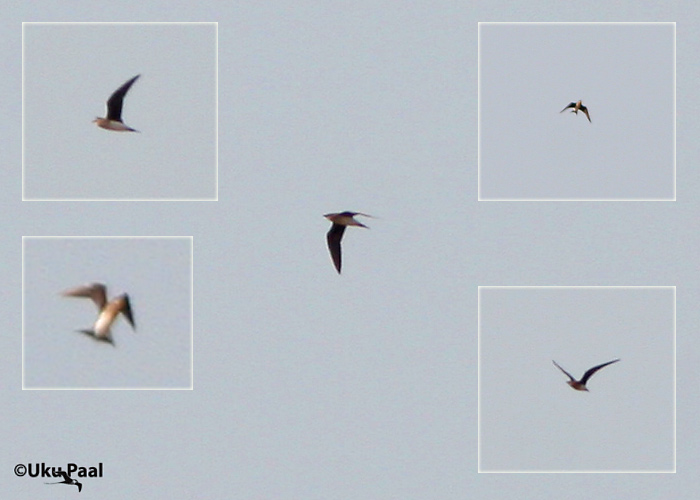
[[560, 102, 576, 113], [326, 223, 346, 274], [106, 75, 140, 121], [552, 360, 576, 382], [120, 294, 136, 330], [580, 359, 619, 384], [580, 106, 591, 122]]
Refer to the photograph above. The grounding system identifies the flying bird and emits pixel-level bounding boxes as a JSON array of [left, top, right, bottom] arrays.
[[324, 211, 372, 274], [560, 100, 591, 122], [552, 359, 619, 391], [45, 470, 82, 492], [93, 74, 141, 132], [61, 283, 135, 345]]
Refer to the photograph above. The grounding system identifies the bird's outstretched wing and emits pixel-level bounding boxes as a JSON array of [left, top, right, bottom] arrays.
[[326, 224, 346, 274], [106, 75, 140, 121], [61, 283, 107, 310], [580, 359, 619, 384], [552, 360, 576, 382], [560, 102, 576, 113], [108, 294, 136, 330], [581, 106, 591, 122]]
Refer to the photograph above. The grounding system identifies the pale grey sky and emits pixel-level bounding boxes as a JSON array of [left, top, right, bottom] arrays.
[[3, 2, 700, 499]]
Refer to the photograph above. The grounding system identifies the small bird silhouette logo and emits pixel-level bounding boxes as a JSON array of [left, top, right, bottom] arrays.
[[552, 359, 619, 391], [560, 100, 591, 123], [45, 470, 82, 492]]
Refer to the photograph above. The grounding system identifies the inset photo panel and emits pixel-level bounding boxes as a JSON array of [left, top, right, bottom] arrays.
[[478, 286, 675, 473], [478, 22, 675, 201], [22, 22, 217, 201], [22, 236, 193, 390]]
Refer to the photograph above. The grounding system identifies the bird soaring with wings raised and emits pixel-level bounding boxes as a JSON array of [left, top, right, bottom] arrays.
[[552, 358, 619, 391]]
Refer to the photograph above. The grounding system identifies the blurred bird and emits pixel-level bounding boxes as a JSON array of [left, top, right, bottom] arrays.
[[61, 283, 135, 345], [324, 212, 373, 274], [93, 74, 141, 132], [560, 100, 591, 122], [552, 359, 619, 391]]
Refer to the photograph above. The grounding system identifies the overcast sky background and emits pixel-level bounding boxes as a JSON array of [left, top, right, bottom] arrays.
[[3, 2, 700, 499]]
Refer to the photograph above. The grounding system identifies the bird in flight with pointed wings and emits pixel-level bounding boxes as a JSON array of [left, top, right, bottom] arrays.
[[324, 211, 373, 274], [560, 100, 591, 122], [552, 358, 619, 391], [61, 282, 135, 345], [93, 74, 141, 132]]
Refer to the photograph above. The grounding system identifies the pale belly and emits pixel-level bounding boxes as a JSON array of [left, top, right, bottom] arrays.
[[93, 313, 114, 337], [95, 119, 134, 132]]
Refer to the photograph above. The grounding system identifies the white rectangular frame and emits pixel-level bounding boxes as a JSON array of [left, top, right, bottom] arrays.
[[21, 21, 219, 202], [477, 285, 676, 473], [22, 235, 194, 390], [477, 22, 676, 202]]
